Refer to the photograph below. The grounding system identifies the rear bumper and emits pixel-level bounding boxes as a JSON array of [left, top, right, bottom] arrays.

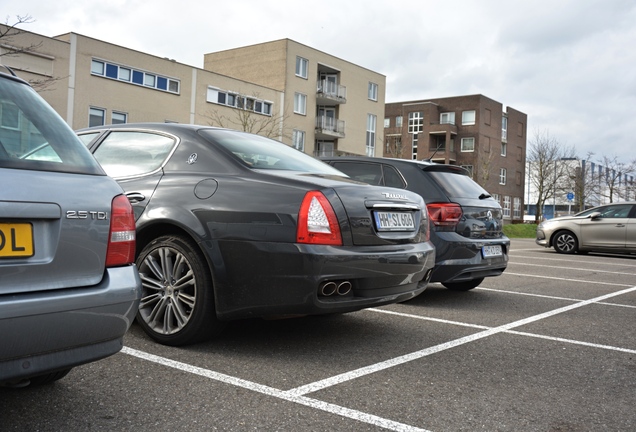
[[0, 265, 141, 383], [430, 233, 509, 283], [210, 240, 436, 320]]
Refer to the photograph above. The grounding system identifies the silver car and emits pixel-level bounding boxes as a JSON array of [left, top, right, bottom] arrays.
[[536, 202, 636, 254], [0, 68, 141, 387]]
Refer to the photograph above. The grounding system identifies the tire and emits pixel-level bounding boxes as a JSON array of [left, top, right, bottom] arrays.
[[136, 235, 225, 346], [442, 277, 484, 291], [553, 230, 578, 254]]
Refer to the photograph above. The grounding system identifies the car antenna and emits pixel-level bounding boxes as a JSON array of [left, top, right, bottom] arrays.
[[423, 143, 444, 163]]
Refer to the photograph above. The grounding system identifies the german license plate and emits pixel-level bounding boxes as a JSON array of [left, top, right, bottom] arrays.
[[482, 245, 502, 258], [0, 223, 34, 258], [374, 211, 415, 231]]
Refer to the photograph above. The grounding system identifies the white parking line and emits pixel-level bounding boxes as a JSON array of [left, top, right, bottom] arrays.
[[120, 284, 636, 431], [477, 287, 636, 309], [121, 346, 431, 432], [369, 307, 636, 354], [285, 285, 636, 397], [511, 254, 636, 268], [504, 272, 633, 287], [508, 261, 636, 276]]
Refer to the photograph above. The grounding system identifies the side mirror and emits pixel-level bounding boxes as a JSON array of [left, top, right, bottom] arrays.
[[588, 212, 601, 220]]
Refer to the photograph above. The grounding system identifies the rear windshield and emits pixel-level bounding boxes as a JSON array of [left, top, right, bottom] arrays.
[[198, 129, 343, 175], [0, 76, 103, 175], [427, 170, 491, 199]]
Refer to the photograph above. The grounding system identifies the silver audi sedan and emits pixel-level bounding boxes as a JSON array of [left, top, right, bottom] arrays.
[[0, 68, 141, 387], [536, 202, 636, 254]]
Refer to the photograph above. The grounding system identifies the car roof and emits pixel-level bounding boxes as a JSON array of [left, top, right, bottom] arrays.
[[76, 122, 227, 134], [322, 156, 470, 175]]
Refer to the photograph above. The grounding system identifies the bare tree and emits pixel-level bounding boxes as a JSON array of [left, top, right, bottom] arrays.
[[527, 129, 576, 221], [475, 147, 496, 191], [384, 134, 405, 158], [1, 15, 66, 91], [204, 93, 292, 141], [596, 155, 636, 203], [0, 15, 41, 54]]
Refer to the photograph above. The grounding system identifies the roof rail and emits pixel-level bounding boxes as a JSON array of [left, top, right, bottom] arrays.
[[0, 64, 17, 76]]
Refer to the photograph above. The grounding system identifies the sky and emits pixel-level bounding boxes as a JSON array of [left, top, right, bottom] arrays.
[[5, 0, 636, 163]]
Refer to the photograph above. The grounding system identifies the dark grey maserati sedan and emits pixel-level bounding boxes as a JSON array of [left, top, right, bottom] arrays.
[[77, 123, 435, 346]]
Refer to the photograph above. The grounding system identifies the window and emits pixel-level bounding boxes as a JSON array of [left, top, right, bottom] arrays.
[[396, 116, 403, 128], [408, 112, 423, 133], [0, 101, 19, 129], [502, 116, 508, 141], [503, 196, 511, 217], [492, 194, 500, 204], [91, 60, 104, 75], [513, 197, 521, 218], [440, 112, 455, 124], [92, 131, 175, 178], [112, 111, 127, 125], [501, 142, 507, 156], [411, 134, 418, 160], [460, 137, 475, 152], [89, 107, 105, 127], [292, 130, 305, 152], [499, 168, 507, 185], [119, 67, 131, 81], [384, 117, 390, 128], [207, 88, 272, 115], [295, 56, 308, 79], [366, 114, 376, 157], [368, 82, 378, 101], [461, 165, 474, 178], [315, 141, 334, 157], [144, 74, 156, 87], [294, 93, 307, 115], [91, 59, 180, 94], [462, 110, 476, 125]]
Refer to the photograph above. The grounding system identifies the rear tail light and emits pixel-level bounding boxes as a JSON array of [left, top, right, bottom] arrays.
[[297, 191, 343, 246], [427, 202, 462, 228], [106, 194, 136, 267]]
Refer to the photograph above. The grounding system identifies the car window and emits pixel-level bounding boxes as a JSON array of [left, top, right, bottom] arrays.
[[0, 76, 103, 175], [596, 204, 632, 219], [383, 165, 406, 188], [77, 132, 101, 147], [331, 161, 383, 185], [427, 170, 490, 199], [199, 129, 344, 175], [92, 131, 175, 178]]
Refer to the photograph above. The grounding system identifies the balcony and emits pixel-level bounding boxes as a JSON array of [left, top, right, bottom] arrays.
[[316, 80, 347, 105], [428, 121, 458, 136], [315, 116, 345, 140]]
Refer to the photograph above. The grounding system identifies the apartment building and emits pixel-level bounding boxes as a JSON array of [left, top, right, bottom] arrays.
[[1, 28, 384, 158], [203, 39, 386, 157], [384, 95, 527, 221]]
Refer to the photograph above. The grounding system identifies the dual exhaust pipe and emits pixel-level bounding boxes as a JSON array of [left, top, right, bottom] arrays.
[[319, 280, 352, 297]]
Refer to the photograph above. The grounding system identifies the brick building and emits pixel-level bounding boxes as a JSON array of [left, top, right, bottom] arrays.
[[384, 95, 527, 222]]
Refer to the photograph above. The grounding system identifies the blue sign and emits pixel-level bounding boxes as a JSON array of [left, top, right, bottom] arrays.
[[566, 192, 574, 201]]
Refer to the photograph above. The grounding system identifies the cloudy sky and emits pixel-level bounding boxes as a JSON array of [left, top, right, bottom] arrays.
[[5, 0, 636, 163]]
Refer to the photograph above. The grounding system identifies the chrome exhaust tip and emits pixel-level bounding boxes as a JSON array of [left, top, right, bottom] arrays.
[[319, 281, 337, 296], [336, 281, 352, 296]]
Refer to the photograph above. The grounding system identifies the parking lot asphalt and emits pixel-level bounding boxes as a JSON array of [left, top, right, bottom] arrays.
[[1, 238, 635, 431]]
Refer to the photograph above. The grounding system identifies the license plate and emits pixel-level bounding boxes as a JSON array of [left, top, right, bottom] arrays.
[[482, 245, 502, 258], [374, 211, 415, 231], [0, 223, 34, 258]]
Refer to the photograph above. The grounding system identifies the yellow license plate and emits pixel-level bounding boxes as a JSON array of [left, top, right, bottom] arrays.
[[0, 223, 34, 258]]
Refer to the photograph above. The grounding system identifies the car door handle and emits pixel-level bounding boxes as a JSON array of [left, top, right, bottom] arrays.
[[615, 223, 626, 228], [126, 192, 146, 203]]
